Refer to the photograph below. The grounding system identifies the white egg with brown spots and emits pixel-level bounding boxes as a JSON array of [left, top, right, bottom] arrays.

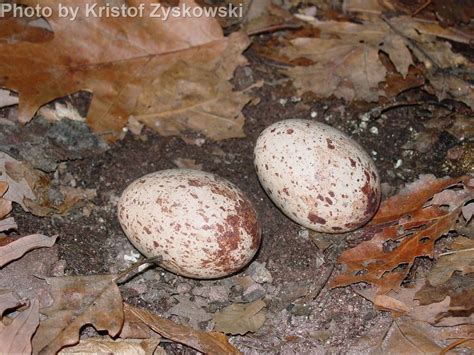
[[254, 119, 381, 233], [118, 169, 261, 279]]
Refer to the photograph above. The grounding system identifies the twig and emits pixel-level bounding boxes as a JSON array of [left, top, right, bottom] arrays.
[[113, 256, 162, 284], [439, 247, 474, 257], [247, 23, 302, 36], [368, 100, 454, 119], [412, 0, 432, 16], [441, 338, 474, 355], [299, 245, 338, 303], [381, 14, 439, 71]]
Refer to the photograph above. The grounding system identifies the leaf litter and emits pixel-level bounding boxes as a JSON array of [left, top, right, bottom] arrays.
[[0, 2, 473, 353], [0, 0, 254, 141]]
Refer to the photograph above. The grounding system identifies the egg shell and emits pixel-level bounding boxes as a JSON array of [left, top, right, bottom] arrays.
[[254, 119, 381, 233], [117, 169, 261, 279]]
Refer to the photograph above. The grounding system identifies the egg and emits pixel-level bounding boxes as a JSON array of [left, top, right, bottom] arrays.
[[117, 169, 261, 279], [254, 119, 381, 233]]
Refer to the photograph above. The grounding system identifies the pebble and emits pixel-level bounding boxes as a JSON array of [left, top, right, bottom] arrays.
[[243, 283, 266, 302], [247, 262, 273, 284]]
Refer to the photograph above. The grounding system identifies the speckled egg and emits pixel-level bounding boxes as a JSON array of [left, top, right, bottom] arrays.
[[254, 119, 381, 233], [117, 169, 261, 279]]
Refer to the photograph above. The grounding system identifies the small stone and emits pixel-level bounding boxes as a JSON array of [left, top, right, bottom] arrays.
[[208, 286, 229, 303], [369, 126, 379, 135], [287, 303, 312, 317], [177, 283, 192, 294], [298, 228, 309, 240], [243, 283, 266, 302], [247, 262, 273, 284]]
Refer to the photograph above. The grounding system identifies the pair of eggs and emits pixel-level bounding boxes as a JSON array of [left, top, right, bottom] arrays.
[[118, 119, 381, 278]]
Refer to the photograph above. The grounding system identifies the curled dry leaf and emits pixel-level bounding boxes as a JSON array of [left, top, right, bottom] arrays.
[[32, 275, 124, 354], [279, 10, 473, 107], [0, 218, 17, 233], [331, 175, 472, 294], [213, 299, 266, 335], [0, 182, 12, 220], [0, 89, 18, 108], [356, 277, 470, 327], [0, 152, 96, 216], [427, 236, 474, 286], [124, 303, 240, 355], [0, 296, 40, 355], [0, 234, 57, 268], [0, 0, 252, 141], [349, 317, 474, 354], [58, 337, 161, 355]]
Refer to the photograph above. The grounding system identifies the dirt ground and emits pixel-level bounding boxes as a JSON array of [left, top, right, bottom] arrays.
[[5, 41, 472, 353]]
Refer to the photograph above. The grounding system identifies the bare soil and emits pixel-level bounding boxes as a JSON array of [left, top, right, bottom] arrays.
[[7, 43, 472, 354]]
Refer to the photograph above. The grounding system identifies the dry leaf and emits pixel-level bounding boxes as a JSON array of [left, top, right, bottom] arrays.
[[0, 152, 96, 216], [356, 279, 468, 326], [213, 299, 266, 335], [349, 317, 474, 354], [125, 303, 240, 354], [173, 158, 203, 170], [32, 275, 124, 354], [132, 32, 250, 141], [0, 234, 57, 267], [0, 182, 12, 220], [58, 337, 161, 355], [168, 296, 211, 328], [0, 89, 18, 108], [0, 297, 40, 354], [0, 0, 251, 141], [279, 17, 415, 102], [279, 12, 472, 106], [0, 290, 21, 314], [370, 175, 464, 224], [415, 273, 474, 327], [427, 236, 474, 286], [0, 152, 37, 210], [331, 176, 472, 294], [0, 217, 17, 233]]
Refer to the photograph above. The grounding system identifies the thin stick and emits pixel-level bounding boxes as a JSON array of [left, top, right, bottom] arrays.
[[441, 338, 474, 355], [113, 256, 162, 284], [412, 0, 432, 16], [247, 23, 302, 36]]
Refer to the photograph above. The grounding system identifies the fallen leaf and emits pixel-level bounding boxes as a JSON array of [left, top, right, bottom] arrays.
[[32, 275, 124, 354], [331, 176, 473, 294], [374, 294, 410, 314], [213, 299, 266, 335], [0, 0, 251, 141], [0, 297, 40, 355], [280, 19, 396, 102], [125, 303, 240, 354], [0, 89, 18, 108], [416, 273, 474, 326], [349, 317, 474, 354], [427, 236, 474, 286], [173, 158, 203, 170], [0, 234, 57, 267], [278, 11, 472, 106], [0, 182, 12, 219], [58, 337, 161, 355], [0, 217, 17, 233], [356, 278, 469, 326], [0, 152, 96, 216], [427, 71, 474, 110], [431, 0, 474, 26], [370, 175, 464, 224], [168, 296, 212, 328], [0, 290, 21, 314], [0, 152, 37, 210]]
